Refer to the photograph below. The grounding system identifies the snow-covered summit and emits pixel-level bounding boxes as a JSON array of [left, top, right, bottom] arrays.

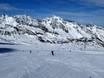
[[44, 15, 63, 23], [0, 15, 104, 47], [0, 15, 18, 27]]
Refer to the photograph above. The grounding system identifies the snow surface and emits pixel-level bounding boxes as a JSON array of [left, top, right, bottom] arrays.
[[0, 42, 104, 78]]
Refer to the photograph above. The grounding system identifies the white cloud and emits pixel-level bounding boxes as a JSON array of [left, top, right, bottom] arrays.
[[54, 11, 92, 17], [0, 3, 17, 10], [63, 0, 104, 7], [80, 0, 104, 7], [53, 10, 104, 25]]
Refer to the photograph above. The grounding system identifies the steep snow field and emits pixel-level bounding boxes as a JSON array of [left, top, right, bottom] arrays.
[[0, 42, 104, 78]]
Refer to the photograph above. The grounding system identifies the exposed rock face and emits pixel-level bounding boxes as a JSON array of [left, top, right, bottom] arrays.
[[0, 15, 104, 46]]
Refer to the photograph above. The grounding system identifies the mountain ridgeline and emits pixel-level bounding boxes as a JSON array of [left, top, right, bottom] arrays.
[[0, 15, 104, 47]]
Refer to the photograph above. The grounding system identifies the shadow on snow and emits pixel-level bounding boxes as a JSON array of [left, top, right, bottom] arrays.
[[0, 42, 16, 45], [0, 48, 16, 53]]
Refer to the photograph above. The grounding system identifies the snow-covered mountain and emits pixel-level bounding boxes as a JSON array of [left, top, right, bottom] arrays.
[[0, 15, 104, 47]]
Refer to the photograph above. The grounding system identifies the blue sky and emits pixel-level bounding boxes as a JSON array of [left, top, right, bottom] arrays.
[[0, 0, 104, 25]]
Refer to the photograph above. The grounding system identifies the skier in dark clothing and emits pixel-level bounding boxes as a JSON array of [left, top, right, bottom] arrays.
[[51, 50, 54, 56], [30, 50, 32, 54], [89, 76, 92, 78]]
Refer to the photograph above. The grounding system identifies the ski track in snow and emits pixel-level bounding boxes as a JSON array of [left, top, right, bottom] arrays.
[[0, 43, 104, 78]]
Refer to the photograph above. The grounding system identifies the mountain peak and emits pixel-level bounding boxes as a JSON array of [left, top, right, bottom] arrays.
[[0, 15, 104, 47], [44, 15, 63, 23]]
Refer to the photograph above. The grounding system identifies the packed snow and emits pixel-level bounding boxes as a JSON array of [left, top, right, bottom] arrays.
[[0, 42, 104, 78]]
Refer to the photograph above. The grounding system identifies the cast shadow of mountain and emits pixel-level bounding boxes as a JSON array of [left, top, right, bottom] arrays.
[[0, 48, 16, 53]]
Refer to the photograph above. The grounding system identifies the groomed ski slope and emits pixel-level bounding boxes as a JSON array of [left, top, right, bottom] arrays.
[[0, 42, 104, 78]]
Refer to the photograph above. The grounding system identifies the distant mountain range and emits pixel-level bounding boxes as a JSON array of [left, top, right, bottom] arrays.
[[0, 15, 104, 47]]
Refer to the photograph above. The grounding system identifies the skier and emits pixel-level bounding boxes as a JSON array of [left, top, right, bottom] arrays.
[[89, 76, 92, 78], [69, 49, 71, 52], [51, 50, 54, 56], [30, 50, 32, 54]]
